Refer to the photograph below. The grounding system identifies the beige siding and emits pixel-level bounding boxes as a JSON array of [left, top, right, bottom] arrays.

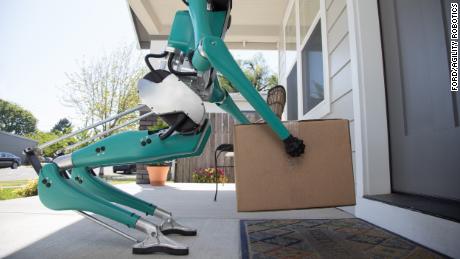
[[329, 34, 350, 77], [330, 61, 352, 101], [324, 0, 356, 177], [326, 0, 334, 10], [324, 92, 353, 121], [325, 0, 352, 102], [328, 7, 348, 52], [324, 0, 353, 118], [326, 0, 346, 31]]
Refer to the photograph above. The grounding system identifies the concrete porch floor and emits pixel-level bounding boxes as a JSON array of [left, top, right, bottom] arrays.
[[0, 183, 354, 259]]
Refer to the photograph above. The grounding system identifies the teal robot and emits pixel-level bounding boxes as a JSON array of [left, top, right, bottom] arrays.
[[25, 0, 305, 255]]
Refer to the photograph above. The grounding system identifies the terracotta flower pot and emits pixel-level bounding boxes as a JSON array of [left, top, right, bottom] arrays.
[[146, 165, 170, 186]]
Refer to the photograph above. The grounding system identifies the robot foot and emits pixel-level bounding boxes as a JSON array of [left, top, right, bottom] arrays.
[[154, 207, 198, 236], [160, 217, 197, 236], [133, 218, 189, 255]]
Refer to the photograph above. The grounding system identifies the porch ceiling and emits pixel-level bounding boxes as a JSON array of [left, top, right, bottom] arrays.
[[128, 0, 288, 50]]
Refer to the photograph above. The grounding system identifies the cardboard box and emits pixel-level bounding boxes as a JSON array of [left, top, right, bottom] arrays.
[[234, 119, 355, 212]]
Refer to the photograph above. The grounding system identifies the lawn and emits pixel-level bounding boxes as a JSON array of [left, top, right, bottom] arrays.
[[0, 180, 31, 200], [0, 180, 30, 188], [107, 178, 136, 185], [0, 188, 21, 200], [0, 178, 135, 200]]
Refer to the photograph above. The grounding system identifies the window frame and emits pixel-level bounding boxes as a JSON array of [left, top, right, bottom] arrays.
[[282, 0, 331, 120], [286, 63, 298, 120], [282, 0, 298, 77], [281, 0, 298, 120], [299, 0, 330, 119]]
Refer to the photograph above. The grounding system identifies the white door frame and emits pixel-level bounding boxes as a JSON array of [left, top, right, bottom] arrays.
[[346, 0, 391, 198], [347, 0, 460, 257]]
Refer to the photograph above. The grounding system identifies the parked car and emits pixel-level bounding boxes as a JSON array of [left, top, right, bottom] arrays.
[[39, 156, 53, 163], [0, 152, 21, 169], [113, 164, 136, 174]]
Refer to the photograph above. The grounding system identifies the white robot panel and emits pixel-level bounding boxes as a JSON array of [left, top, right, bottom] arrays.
[[138, 74, 206, 126]]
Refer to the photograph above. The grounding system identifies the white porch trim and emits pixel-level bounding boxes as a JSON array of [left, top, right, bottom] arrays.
[[346, 0, 391, 197], [347, 0, 460, 257]]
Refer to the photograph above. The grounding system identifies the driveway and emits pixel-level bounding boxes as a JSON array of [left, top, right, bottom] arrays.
[[0, 166, 37, 181]]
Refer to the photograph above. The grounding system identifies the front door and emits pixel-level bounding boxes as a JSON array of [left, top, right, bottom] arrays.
[[379, 0, 460, 201]]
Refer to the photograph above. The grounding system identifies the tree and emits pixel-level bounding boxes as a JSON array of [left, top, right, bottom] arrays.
[[27, 118, 76, 157], [27, 131, 69, 157], [63, 45, 147, 136], [51, 118, 72, 134], [0, 99, 37, 135], [217, 53, 279, 92]]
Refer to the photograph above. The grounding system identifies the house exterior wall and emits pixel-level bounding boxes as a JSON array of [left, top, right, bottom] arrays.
[[279, 0, 356, 211], [324, 0, 353, 123], [0, 131, 37, 163], [279, 0, 460, 257], [322, 0, 356, 214]]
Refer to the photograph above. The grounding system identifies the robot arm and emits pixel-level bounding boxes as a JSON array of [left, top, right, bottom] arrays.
[[185, 0, 305, 156], [143, 0, 304, 156]]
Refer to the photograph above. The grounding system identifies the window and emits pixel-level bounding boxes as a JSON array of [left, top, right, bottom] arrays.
[[287, 64, 298, 120], [282, 0, 329, 119], [299, 0, 320, 39], [301, 23, 324, 114], [284, 3, 297, 74]]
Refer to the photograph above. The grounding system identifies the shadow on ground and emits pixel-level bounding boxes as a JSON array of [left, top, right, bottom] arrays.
[[4, 186, 240, 259], [4, 184, 351, 259]]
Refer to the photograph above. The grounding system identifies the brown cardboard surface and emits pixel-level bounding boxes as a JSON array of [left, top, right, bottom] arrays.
[[234, 119, 355, 211]]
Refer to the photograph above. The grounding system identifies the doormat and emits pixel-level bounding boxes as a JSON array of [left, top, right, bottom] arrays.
[[240, 219, 446, 258]]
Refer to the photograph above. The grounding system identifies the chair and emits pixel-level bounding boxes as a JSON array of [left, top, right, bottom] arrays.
[[265, 85, 287, 120]]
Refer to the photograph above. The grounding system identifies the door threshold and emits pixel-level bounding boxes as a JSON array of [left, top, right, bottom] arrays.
[[364, 193, 460, 223]]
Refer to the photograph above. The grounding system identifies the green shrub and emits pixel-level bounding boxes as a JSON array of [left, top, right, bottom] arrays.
[[192, 168, 228, 183], [147, 118, 169, 132], [14, 180, 38, 197]]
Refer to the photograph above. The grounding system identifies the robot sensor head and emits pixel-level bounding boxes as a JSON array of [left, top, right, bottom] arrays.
[[138, 71, 206, 134]]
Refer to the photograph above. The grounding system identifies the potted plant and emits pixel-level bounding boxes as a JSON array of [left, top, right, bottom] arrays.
[[146, 161, 171, 186]]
